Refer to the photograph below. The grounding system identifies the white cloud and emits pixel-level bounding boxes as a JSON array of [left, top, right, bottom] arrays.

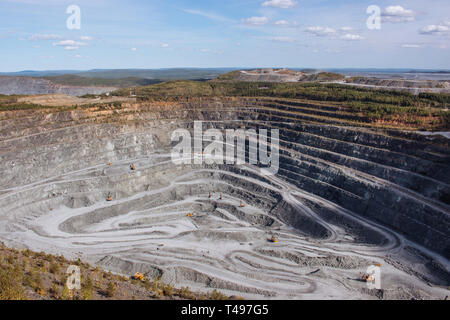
[[200, 48, 223, 54], [262, 0, 298, 9], [341, 33, 364, 41], [305, 26, 336, 37], [161, 43, 169, 48], [131, 47, 137, 51], [53, 40, 87, 47], [340, 26, 353, 32], [183, 9, 234, 23], [53, 39, 87, 50], [420, 22, 450, 35], [274, 20, 290, 26], [75, 54, 82, 58], [270, 36, 295, 42], [29, 34, 62, 41], [402, 44, 421, 48], [382, 6, 416, 23], [243, 16, 269, 25], [80, 36, 93, 41]]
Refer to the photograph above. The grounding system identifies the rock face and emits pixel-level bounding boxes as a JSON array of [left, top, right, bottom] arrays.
[[0, 97, 448, 299], [0, 76, 116, 96]]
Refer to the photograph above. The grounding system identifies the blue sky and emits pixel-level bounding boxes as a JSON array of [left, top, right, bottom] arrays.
[[0, 0, 449, 71]]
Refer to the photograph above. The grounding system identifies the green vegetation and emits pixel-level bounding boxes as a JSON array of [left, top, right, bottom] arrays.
[[110, 80, 449, 129], [112, 80, 447, 107], [216, 70, 244, 81], [0, 94, 47, 111], [105, 281, 117, 297], [0, 265, 27, 300], [300, 72, 345, 82]]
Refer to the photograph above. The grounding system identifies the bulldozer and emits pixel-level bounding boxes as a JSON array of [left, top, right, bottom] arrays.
[[106, 193, 113, 202], [360, 273, 376, 283], [132, 272, 146, 281]]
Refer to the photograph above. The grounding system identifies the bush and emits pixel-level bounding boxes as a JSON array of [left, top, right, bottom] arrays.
[[106, 281, 117, 298], [82, 276, 94, 300], [0, 266, 26, 300], [162, 283, 174, 296], [61, 285, 72, 300], [49, 263, 60, 274]]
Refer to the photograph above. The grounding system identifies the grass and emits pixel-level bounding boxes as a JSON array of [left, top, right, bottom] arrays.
[[0, 242, 234, 300]]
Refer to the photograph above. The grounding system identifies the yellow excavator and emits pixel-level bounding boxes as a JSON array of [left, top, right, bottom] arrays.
[[186, 213, 193, 217], [360, 264, 381, 283], [130, 164, 136, 171], [360, 273, 375, 283], [106, 193, 113, 201], [270, 235, 279, 243], [132, 272, 146, 281], [239, 200, 245, 208]]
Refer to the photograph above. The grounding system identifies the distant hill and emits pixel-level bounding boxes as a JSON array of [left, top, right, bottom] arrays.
[[0, 68, 238, 96], [43, 75, 160, 88], [0, 76, 117, 96], [0, 68, 238, 80]]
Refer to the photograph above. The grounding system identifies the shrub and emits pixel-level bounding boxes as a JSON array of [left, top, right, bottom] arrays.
[[106, 281, 117, 298], [162, 284, 174, 296], [61, 285, 72, 300], [81, 276, 94, 300], [0, 266, 26, 300], [49, 263, 60, 274]]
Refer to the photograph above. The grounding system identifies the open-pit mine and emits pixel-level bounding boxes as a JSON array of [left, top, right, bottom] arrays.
[[0, 94, 449, 300]]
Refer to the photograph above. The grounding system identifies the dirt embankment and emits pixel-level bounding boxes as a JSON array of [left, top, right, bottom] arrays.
[[17, 94, 135, 107]]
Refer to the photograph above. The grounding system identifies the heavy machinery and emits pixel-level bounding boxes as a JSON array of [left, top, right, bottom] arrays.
[[360, 273, 376, 283], [132, 272, 146, 281], [270, 235, 279, 243], [219, 193, 223, 200], [239, 200, 245, 208], [130, 164, 136, 171], [187, 213, 193, 217], [106, 193, 113, 201]]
